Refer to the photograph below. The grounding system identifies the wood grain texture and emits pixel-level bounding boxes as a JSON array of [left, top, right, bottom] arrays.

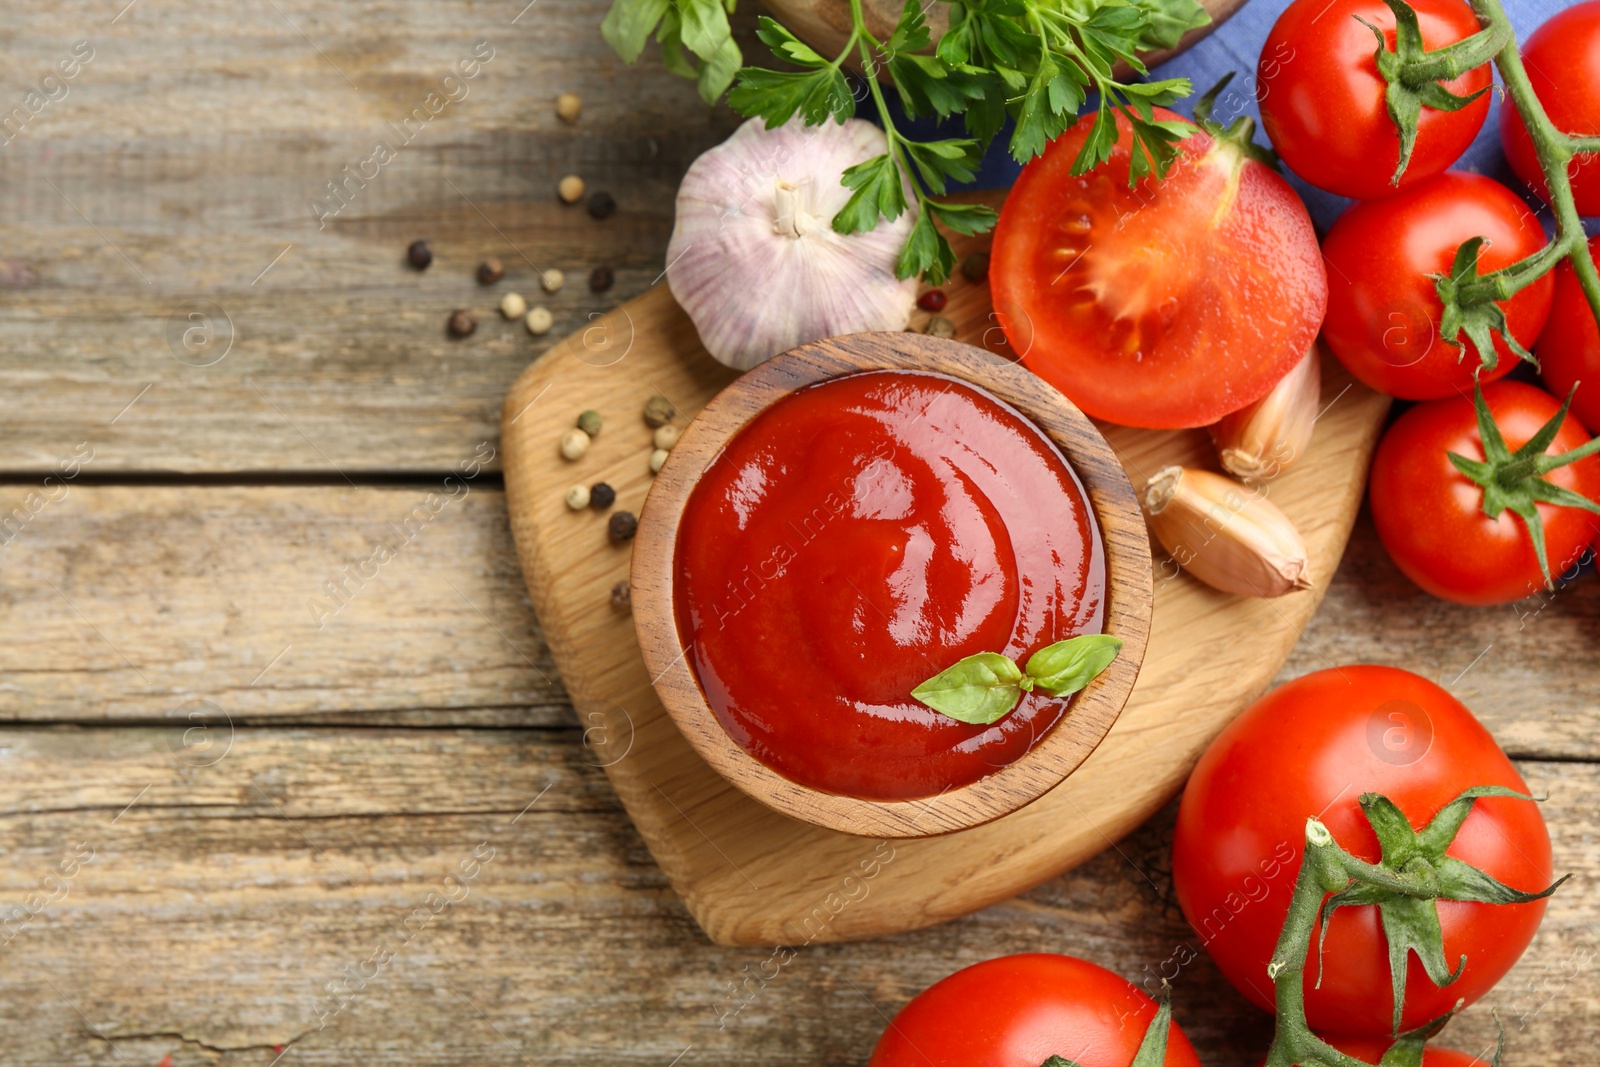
[[0, 0, 753, 474], [0, 727, 1593, 1065], [500, 191, 1394, 944], [630, 333, 1152, 837]]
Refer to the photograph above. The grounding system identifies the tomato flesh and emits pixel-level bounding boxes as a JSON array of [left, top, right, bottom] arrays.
[[1174, 666, 1553, 1035], [1257, 0, 1490, 200], [991, 107, 1327, 429], [1535, 234, 1600, 433], [867, 954, 1202, 1067]]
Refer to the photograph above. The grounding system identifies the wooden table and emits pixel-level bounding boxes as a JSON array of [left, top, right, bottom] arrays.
[[1, 2, 1594, 1063]]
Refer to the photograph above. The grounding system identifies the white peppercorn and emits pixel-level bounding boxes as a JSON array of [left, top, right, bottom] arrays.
[[556, 92, 582, 124], [652, 424, 681, 451], [541, 269, 565, 293], [501, 292, 527, 319], [526, 306, 554, 335], [564, 484, 590, 510], [649, 448, 669, 473], [559, 428, 590, 461], [558, 175, 585, 204]]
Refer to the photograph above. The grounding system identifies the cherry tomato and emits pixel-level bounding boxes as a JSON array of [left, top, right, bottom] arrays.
[[1256, 0, 1491, 200], [866, 954, 1201, 1067], [1264, 1035, 1490, 1066], [1172, 666, 1553, 1035], [1370, 380, 1600, 605], [1500, 1, 1600, 216], [1322, 172, 1554, 400], [991, 107, 1326, 429], [1535, 234, 1600, 433]]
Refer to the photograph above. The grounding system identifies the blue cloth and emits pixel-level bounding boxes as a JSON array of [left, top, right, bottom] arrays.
[[886, 0, 1570, 232]]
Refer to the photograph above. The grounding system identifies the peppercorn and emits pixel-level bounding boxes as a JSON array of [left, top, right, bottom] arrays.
[[408, 240, 433, 270], [541, 269, 565, 293], [588, 191, 617, 220], [477, 258, 504, 285], [447, 310, 476, 338], [608, 510, 638, 543], [526, 306, 554, 335], [653, 424, 681, 451], [501, 292, 527, 319], [960, 252, 990, 283], [610, 580, 632, 611], [918, 289, 948, 312], [590, 265, 615, 292], [649, 448, 669, 474], [589, 481, 616, 510], [643, 394, 676, 427], [924, 316, 957, 338], [556, 92, 582, 124], [559, 428, 590, 461], [564, 484, 590, 510], [558, 174, 585, 204], [577, 410, 603, 437]]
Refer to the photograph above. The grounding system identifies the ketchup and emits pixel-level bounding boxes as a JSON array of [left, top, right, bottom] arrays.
[[673, 371, 1105, 800]]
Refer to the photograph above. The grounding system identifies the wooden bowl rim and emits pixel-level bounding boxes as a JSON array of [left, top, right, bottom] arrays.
[[631, 333, 1153, 838]]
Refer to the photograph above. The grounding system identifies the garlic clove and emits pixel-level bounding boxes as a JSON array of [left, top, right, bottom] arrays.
[[1211, 343, 1322, 482], [1144, 465, 1312, 599], [665, 117, 918, 372]]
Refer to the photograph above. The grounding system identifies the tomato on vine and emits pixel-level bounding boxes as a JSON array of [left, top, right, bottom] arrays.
[[1499, 0, 1600, 217], [1256, 0, 1492, 200], [1370, 380, 1600, 605], [866, 954, 1200, 1067], [1321, 172, 1554, 400], [1173, 665, 1557, 1036], [1536, 234, 1600, 433]]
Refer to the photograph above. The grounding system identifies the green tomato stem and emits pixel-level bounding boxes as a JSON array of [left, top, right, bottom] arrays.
[[1401, 21, 1509, 84], [1461, 0, 1600, 328]]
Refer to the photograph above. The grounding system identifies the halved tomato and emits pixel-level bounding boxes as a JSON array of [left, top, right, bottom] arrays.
[[991, 107, 1327, 429]]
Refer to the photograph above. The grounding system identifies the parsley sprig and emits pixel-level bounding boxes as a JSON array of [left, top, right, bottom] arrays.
[[602, 0, 1209, 281]]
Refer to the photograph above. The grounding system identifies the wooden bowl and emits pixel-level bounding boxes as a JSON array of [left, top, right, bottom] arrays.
[[631, 333, 1152, 838]]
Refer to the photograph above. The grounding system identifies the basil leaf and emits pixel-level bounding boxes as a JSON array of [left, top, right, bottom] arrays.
[[1023, 634, 1122, 696], [911, 652, 1025, 724]]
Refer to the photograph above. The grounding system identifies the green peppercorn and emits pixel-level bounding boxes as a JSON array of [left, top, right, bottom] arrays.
[[577, 409, 602, 437], [960, 253, 990, 283]]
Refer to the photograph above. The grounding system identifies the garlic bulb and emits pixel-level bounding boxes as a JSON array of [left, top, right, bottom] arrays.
[[1211, 343, 1322, 482], [666, 117, 919, 370], [1144, 465, 1312, 598]]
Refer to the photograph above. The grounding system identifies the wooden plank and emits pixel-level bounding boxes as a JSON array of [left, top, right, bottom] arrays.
[[1, 482, 1595, 755], [0, 0, 750, 473], [0, 484, 567, 723], [0, 727, 1591, 1063]]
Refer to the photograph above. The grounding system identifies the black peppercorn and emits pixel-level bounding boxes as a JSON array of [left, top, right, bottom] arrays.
[[477, 258, 504, 285], [587, 191, 617, 220], [589, 265, 614, 292], [408, 240, 433, 269], [447, 310, 476, 338], [960, 252, 990, 283], [608, 510, 637, 543], [589, 482, 616, 510]]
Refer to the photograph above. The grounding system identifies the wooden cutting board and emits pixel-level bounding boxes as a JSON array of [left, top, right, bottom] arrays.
[[500, 191, 1389, 947]]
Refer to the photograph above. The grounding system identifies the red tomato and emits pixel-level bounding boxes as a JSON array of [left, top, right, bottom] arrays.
[[866, 954, 1201, 1067], [1264, 1035, 1490, 1066], [1172, 666, 1553, 1035], [1256, 0, 1491, 200], [1535, 234, 1600, 433], [991, 107, 1326, 429], [1322, 172, 1554, 400], [1500, 1, 1600, 216], [1370, 380, 1600, 605]]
